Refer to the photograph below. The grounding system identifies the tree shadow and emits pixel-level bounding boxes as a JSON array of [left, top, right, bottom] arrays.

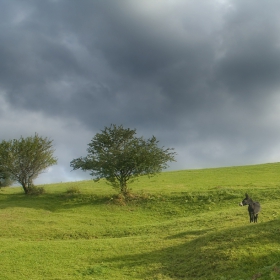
[[95, 219, 280, 279], [166, 229, 213, 239], [0, 190, 112, 212]]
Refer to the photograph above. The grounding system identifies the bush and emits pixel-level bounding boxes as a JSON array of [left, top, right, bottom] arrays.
[[0, 172, 14, 188], [66, 186, 81, 194], [27, 185, 45, 195]]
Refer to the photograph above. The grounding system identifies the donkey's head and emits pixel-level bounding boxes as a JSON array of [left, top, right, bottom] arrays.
[[239, 193, 251, 206]]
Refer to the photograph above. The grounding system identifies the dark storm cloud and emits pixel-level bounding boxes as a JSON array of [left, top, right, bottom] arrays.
[[1, 0, 216, 120], [1, 0, 280, 183], [216, 1, 280, 100]]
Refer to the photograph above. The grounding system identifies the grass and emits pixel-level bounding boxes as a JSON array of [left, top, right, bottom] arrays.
[[0, 162, 280, 279]]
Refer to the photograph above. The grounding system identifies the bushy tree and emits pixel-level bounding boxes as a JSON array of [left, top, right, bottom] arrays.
[[70, 124, 176, 194], [0, 133, 57, 194]]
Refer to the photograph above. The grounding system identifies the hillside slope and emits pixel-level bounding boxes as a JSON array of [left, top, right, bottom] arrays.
[[0, 162, 279, 279]]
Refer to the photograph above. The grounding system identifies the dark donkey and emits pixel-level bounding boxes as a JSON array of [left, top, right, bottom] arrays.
[[239, 193, 261, 223]]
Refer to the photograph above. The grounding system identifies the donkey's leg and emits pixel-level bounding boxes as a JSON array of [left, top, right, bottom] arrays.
[[249, 212, 254, 223], [254, 214, 258, 223]]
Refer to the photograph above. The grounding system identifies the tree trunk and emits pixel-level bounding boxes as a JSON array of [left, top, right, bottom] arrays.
[[21, 182, 29, 194], [120, 179, 128, 195]]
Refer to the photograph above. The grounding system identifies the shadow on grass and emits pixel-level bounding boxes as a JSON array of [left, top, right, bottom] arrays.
[[0, 191, 113, 212], [167, 229, 212, 239], [96, 219, 280, 280]]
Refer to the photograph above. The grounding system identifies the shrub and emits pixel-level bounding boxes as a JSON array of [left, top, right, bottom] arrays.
[[66, 186, 81, 194], [27, 185, 45, 195]]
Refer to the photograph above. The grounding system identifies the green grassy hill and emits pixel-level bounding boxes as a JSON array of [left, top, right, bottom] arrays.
[[0, 163, 280, 279]]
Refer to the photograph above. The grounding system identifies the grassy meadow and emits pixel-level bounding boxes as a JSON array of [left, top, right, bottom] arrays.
[[0, 163, 280, 279]]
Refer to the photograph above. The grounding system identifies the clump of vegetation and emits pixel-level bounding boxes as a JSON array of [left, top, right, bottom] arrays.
[[108, 191, 144, 205], [0, 170, 13, 188], [66, 186, 81, 194], [26, 185, 45, 195]]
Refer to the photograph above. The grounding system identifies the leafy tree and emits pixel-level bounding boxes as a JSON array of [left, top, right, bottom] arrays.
[[0, 134, 57, 194], [70, 124, 176, 194]]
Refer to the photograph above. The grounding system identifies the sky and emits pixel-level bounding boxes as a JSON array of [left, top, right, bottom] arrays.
[[1, 0, 280, 184]]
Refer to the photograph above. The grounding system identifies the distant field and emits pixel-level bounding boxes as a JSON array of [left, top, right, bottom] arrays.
[[0, 162, 279, 279]]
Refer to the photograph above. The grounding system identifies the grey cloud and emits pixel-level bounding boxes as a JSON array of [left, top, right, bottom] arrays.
[[216, 0, 280, 97]]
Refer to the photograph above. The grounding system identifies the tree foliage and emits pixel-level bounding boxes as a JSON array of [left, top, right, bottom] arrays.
[[0, 133, 57, 194], [0, 169, 13, 187], [70, 124, 176, 194]]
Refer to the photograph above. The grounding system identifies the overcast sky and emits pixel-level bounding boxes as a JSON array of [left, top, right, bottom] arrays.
[[1, 0, 280, 184]]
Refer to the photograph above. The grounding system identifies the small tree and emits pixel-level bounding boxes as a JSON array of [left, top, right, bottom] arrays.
[[0, 133, 57, 194], [70, 124, 176, 194]]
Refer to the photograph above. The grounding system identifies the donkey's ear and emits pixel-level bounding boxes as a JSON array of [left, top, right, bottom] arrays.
[[245, 193, 249, 198]]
